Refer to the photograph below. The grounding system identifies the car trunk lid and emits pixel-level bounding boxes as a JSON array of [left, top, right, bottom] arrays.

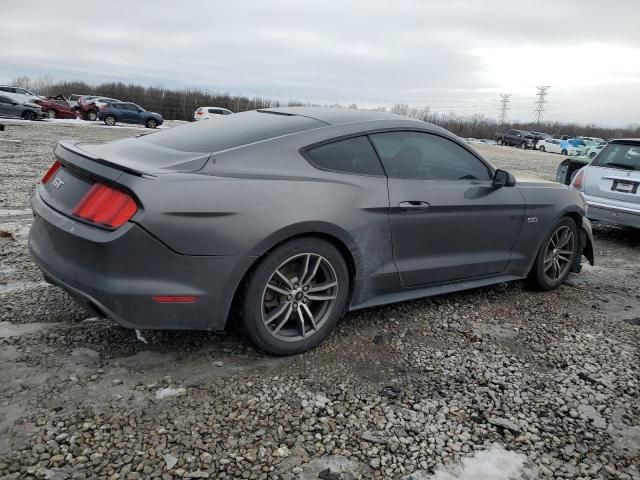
[[39, 139, 209, 224]]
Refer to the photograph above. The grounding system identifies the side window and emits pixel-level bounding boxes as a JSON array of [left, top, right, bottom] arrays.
[[0, 96, 11, 104], [369, 131, 492, 181], [208, 108, 221, 114], [305, 136, 384, 176]]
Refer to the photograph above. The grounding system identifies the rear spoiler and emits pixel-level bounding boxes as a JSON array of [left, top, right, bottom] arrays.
[[56, 139, 148, 177]]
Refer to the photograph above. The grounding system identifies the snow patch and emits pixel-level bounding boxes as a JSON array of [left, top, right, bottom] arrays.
[[155, 387, 187, 400], [406, 447, 527, 480]]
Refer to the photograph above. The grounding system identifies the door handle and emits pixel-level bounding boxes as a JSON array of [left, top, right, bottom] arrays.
[[398, 201, 430, 213]]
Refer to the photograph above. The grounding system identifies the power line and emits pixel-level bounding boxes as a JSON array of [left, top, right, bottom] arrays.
[[534, 86, 551, 123], [498, 93, 511, 124]]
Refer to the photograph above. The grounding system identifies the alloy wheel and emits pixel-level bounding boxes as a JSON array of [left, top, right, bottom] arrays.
[[46, 109, 56, 119], [261, 253, 339, 342], [543, 226, 575, 282]]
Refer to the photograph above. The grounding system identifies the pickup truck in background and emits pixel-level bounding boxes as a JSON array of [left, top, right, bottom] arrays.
[[494, 129, 538, 149]]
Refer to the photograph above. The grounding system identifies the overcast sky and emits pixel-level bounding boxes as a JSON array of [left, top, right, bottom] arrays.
[[2, 0, 639, 126]]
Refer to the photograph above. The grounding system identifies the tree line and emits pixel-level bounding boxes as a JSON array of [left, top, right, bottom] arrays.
[[12, 76, 640, 140]]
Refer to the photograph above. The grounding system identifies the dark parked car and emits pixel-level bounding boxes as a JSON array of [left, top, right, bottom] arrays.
[[34, 97, 78, 119], [98, 102, 163, 128], [29, 108, 594, 355], [495, 129, 538, 149], [0, 95, 45, 120]]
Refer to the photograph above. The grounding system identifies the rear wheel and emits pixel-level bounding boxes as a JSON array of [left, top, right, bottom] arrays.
[[496, 138, 504, 146], [561, 149, 568, 155], [145, 118, 157, 129], [104, 115, 116, 126], [240, 238, 349, 355], [528, 218, 579, 290], [538, 145, 545, 152], [45, 109, 56, 119], [21, 110, 36, 121], [86, 110, 98, 121]]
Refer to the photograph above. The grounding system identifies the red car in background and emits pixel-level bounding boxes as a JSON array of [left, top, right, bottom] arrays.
[[34, 96, 78, 119]]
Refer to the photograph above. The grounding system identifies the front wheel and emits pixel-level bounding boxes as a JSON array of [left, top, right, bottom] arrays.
[[240, 238, 349, 355], [538, 145, 545, 152], [22, 110, 36, 121], [496, 138, 504, 146], [85, 110, 98, 121], [528, 218, 579, 290], [104, 115, 116, 126], [145, 118, 157, 128]]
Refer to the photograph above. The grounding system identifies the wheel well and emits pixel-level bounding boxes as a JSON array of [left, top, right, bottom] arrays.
[[226, 232, 357, 330]]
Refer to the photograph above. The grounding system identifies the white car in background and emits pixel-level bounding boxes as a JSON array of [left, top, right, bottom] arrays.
[[537, 138, 582, 156], [194, 106, 233, 120], [0, 85, 42, 103], [585, 142, 607, 159]]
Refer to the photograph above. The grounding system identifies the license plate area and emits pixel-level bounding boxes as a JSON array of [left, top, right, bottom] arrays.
[[611, 180, 638, 194]]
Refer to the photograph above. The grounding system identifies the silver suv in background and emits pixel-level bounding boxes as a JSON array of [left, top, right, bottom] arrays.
[[571, 139, 640, 228]]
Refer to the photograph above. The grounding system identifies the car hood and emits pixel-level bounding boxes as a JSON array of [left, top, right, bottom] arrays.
[[24, 102, 42, 109]]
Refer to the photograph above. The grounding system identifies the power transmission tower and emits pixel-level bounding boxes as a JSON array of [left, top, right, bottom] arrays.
[[498, 94, 511, 124], [534, 86, 550, 123]]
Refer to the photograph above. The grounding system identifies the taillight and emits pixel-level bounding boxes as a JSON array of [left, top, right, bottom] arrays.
[[41, 160, 61, 184], [571, 169, 584, 190], [72, 183, 138, 228]]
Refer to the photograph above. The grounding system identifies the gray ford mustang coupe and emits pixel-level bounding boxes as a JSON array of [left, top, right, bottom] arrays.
[[29, 107, 594, 355]]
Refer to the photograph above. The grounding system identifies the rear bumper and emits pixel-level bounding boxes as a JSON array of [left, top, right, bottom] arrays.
[[584, 196, 640, 228], [28, 191, 254, 331]]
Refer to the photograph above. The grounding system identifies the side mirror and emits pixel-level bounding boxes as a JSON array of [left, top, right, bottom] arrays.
[[493, 169, 516, 187]]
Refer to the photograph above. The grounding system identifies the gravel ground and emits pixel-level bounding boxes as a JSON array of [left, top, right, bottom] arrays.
[[0, 119, 639, 480]]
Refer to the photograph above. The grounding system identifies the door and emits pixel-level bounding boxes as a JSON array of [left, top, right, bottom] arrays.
[[117, 103, 135, 123], [369, 131, 525, 287], [0, 95, 18, 117]]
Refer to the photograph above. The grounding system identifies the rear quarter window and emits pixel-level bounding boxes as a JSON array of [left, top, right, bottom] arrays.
[[142, 110, 326, 153], [304, 136, 384, 176]]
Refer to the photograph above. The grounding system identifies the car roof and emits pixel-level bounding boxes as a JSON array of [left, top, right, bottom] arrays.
[[257, 107, 411, 126], [610, 138, 640, 144]]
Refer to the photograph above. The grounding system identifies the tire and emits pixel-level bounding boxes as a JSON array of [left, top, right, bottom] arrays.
[[240, 237, 350, 355], [145, 118, 157, 129], [538, 145, 545, 152], [561, 149, 568, 155], [521, 141, 527, 149], [21, 110, 36, 121], [45, 109, 56, 119], [86, 110, 98, 121], [589, 152, 596, 159], [104, 115, 116, 126], [528, 217, 579, 291], [496, 138, 504, 146]]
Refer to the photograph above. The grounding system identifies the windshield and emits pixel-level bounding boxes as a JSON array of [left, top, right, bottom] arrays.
[[591, 143, 640, 171]]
